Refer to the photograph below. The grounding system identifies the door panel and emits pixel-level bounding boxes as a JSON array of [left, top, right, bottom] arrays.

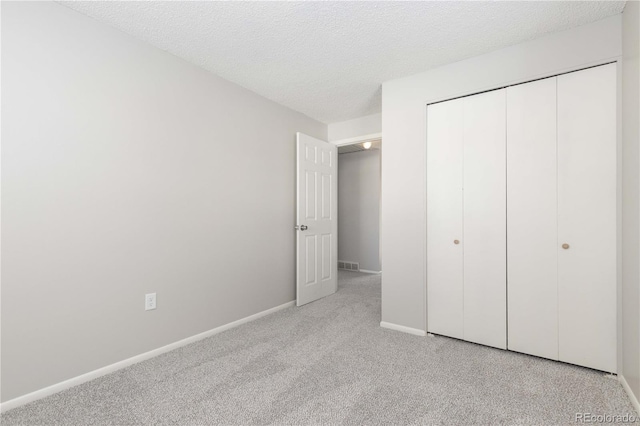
[[296, 133, 338, 306], [463, 89, 507, 350], [321, 173, 332, 219], [557, 64, 617, 372], [427, 99, 464, 339], [321, 234, 331, 280], [507, 77, 559, 360], [305, 171, 316, 220], [305, 235, 316, 285]]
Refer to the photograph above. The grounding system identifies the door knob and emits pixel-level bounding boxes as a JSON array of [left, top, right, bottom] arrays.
[[454, 240, 460, 245], [562, 243, 570, 250], [295, 225, 308, 231]]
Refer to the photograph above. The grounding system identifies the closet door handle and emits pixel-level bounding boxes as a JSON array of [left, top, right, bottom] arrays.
[[562, 243, 570, 250], [454, 240, 460, 245]]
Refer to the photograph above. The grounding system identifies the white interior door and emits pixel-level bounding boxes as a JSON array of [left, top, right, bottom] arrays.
[[427, 99, 464, 339], [557, 64, 617, 372], [296, 132, 338, 306], [507, 77, 559, 360], [463, 89, 507, 350]]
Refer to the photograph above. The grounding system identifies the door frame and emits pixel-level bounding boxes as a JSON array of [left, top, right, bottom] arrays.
[[332, 133, 382, 148]]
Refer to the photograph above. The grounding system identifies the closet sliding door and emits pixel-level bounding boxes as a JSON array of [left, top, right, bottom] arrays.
[[462, 89, 507, 349], [427, 64, 616, 371], [427, 99, 464, 339], [557, 64, 617, 372], [427, 90, 506, 348], [507, 64, 616, 371], [506, 77, 559, 360]]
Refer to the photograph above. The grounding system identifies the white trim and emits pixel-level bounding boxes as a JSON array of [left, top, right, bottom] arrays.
[[620, 374, 640, 416], [332, 133, 382, 147], [359, 269, 382, 274], [380, 321, 426, 336], [0, 300, 295, 413]]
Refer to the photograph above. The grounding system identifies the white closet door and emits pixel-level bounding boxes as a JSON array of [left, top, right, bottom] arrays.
[[427, 98, 464, 339], [506, 77, 559, 360], [557, 64, 617, 372], [463, 89, 507, 349]]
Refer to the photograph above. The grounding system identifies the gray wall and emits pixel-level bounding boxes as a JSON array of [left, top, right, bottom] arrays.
[[622, 0, 640, 407], [338, 150, 381, 272], [381, 16, 622, 332], [1, 1, 326, 402]]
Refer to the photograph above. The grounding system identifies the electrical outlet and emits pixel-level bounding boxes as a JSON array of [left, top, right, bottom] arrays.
[[145, 293, 156, 311]]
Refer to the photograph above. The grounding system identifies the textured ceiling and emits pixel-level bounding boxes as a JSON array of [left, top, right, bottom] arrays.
[[60, 1, 625, 124]]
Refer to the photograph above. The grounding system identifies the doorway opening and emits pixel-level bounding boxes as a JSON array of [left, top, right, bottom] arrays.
[[336, 137, 382, 275], [295, 132, 381, 307]]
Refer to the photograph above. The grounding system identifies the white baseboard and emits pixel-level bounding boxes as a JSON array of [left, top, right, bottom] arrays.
[[0, 300, 295, 413], [359, 269, 381, 274], [620, 374, 640, 415], [380, 321, 426, 337]]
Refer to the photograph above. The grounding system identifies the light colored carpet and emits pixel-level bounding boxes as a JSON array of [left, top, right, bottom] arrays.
[[2, 271, 637, 425]]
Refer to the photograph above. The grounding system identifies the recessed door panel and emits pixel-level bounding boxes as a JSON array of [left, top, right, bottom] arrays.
[[557, 64, 617, 372], [306, 171, 316, 220], [321, 173, 332, 220], [305, 235, 317, 285], [507, 77, 559, 360], [321, 234, 331, 281], [427, 98, 465, 339], [463, 89, 507, 350]]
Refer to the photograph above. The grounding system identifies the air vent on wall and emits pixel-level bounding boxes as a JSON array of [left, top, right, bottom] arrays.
[[338, 260, 360, 271]]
